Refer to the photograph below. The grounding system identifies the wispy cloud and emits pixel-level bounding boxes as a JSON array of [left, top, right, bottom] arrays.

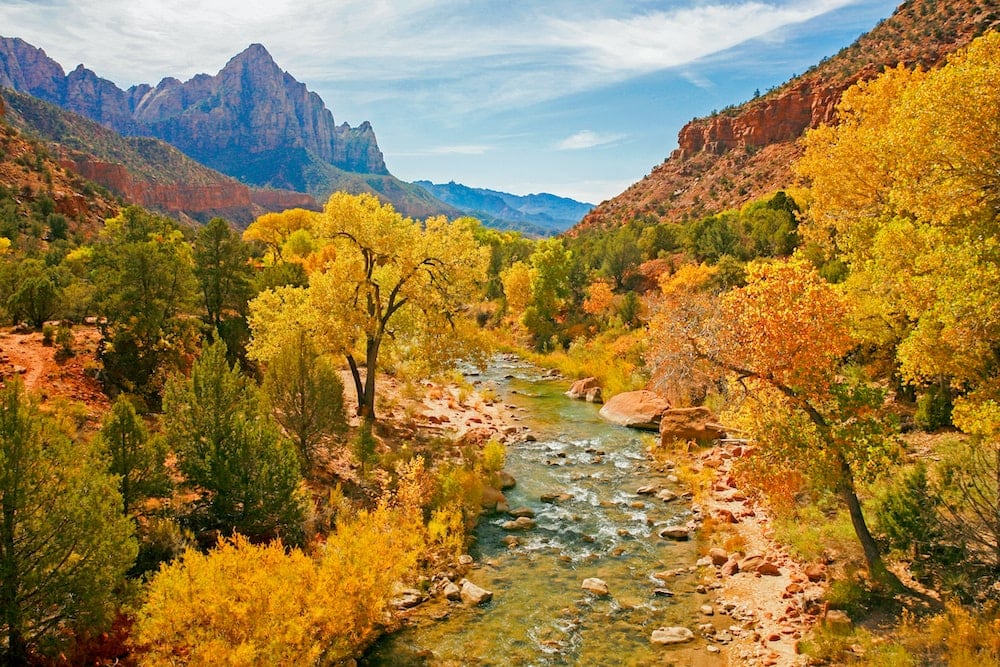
[[393, 144, 492, 157], [556, 130, 625, 151]]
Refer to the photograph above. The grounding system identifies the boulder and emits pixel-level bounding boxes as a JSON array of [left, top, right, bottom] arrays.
[[650, 626, 695, 645], [392, 588, 425, 610], [501, 516, 537, 531], [823, 609, 852, 633], [804, 562, 827, 582], [508, 506, 536, 519], [498, 470, 517, 490], [659, 527, 690, 541], [658, 406, 727, 445], [566, 377, 601, 401], [481, 486, 507, 511], [598, 390, 671, 431], [581, 577, 610, 596], [460, 579, 493, 606], [585, 387, 603, 404], [442, 580, 462, 601], [708, 547, 729, 566], [758, 561, 781, 576], [656, 489, 679, 503]]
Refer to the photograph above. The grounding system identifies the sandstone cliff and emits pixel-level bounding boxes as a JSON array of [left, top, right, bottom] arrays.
[[577, 0, 1000, 232]]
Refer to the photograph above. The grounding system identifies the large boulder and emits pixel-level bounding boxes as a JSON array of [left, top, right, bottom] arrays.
[[658, 406, 727, 445], [581, 577, 610, 596], [566, 377, 602, 402], [598, 391, 671, 431]]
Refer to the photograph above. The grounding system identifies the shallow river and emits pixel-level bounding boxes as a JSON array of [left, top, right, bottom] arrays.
[[365, 357, 726, 666]]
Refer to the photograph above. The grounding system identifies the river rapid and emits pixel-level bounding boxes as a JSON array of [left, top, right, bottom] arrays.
[[365, 357, 727, 666]]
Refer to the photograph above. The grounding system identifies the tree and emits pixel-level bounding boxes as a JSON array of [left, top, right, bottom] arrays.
[[96, 395, 171, 516], [0, 379, 136, 664], [193, 217, 253, 331], [249, 193, 489, 423], [649, 259, 897, 581], [163, 340, 308, 543], [90, 207, 199, 404], [262, 331, 347, 474], [242, 208, 319, 264]]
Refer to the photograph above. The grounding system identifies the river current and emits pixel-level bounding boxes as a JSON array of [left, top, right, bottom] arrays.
[[365, 357, 725, 666]]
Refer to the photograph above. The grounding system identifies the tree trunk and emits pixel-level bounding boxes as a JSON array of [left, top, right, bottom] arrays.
[[360, 336, 380, 423], [345, 354, 365, 416], [837, 456, 901, 588]]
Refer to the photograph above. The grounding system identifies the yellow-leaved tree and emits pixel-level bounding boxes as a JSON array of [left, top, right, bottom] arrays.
[[248, 193, 489, 423]]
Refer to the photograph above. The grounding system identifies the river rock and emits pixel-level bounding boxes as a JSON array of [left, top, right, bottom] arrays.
[[650, 626, 695, 645], [658, 406, 727, 445], [805, 562, 827, 582], [700, 604, 715, 616], [458, 554, 474, 566], [659, 527, 690, 541], [656, 489, 679, 503], [598, 390, 671, 431], [498, 470, 517, 490], [581, 577, 610, 596], [481, 486, 507, 511], [502, 516, 537, 531], [541, 492, 573, 503], [758, 561, 781, 576], [709, 547, 729, 566], [508, 506, 535, 518], [636, 485, 658, 495], [739, 555, 765, 572], [566, 377, 601, 401], [460, 579, 493, 605], [443, 580, 462, 601], [721, 557, 740, 576], [392, 588, 425, 610]]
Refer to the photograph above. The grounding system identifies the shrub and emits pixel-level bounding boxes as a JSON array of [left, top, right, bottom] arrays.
[[915, 384, 953, 431]]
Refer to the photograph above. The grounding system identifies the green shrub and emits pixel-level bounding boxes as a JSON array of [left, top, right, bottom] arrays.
[[915, 384, 952, 431]]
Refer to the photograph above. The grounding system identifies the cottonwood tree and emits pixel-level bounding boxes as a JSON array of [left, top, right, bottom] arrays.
[[0, 379, 136, 664], [249, 193, 489, 423], [649, 259, 898, 582]]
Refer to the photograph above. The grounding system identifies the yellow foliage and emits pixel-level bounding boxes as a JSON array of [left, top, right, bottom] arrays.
[[243, 208, 319, 263], [582, 280, 614, 316], [501, 260, 534, 317], [134, 493, 426, 665]]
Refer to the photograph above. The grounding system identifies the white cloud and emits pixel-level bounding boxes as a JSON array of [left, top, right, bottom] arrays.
[[556, 130, 625, 151]]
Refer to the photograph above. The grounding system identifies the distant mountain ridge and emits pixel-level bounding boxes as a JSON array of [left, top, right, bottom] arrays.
[[0, 37, 455, 219], [414, 180, 593, 236], [576, 0, 1000, 232]]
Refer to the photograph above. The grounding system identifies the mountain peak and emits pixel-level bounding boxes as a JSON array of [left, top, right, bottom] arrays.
[[228, 43, 277, 69]]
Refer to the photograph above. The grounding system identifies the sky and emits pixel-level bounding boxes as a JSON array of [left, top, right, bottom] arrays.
[[0, 0, 900, 204]]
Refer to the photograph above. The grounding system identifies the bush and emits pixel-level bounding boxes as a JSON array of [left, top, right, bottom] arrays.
[[915, 384, 953, 431]]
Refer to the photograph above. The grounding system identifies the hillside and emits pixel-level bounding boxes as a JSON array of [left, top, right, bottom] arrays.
[[414, 180, 593, 236], [0, 95, 119, 239], [1, 88, 316, 226], [577, 0, 1000, 231], [0, 38, 455, 220]]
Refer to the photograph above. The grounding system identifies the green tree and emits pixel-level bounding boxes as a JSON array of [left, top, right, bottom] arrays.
[[163, 340, 308, 543], [90, 207, 199, 404], [0, 379, 136, 664], [262, 331, 347, 474], [193, 217, 253, 331], [5, 259, 64, 328], [96, 395, 171, 516]]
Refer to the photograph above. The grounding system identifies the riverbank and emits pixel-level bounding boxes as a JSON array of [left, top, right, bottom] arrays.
[[681, 440, 830, 666]]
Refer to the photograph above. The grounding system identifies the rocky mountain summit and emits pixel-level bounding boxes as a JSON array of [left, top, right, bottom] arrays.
[[577, 0, 1000, 232], [0, 38, 451, 218]]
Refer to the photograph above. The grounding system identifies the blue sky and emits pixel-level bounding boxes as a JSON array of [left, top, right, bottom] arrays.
[[0, 0, 899, 203]]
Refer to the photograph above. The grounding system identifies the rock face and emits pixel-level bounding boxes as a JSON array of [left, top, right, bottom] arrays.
[[0, 38, 455, 218], [572, 1, 1000, 234], [658, 407, 727, 445], [598, 391, 671, 431]]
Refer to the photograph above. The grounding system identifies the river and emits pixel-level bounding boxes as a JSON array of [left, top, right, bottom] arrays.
[[365, 357, 726, 666]]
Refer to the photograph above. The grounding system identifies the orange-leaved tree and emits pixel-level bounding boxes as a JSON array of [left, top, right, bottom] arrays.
[[649, 259, 898, 581]]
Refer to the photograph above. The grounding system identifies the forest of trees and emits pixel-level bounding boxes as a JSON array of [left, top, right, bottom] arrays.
[[1, 28, 1000, 667]]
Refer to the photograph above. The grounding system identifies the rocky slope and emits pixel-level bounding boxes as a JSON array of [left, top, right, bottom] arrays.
[[2, 88, 315, 226], [0, 38, 453, 219], [414, 180, 593, 236], [577, 0, 1000, 231]]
